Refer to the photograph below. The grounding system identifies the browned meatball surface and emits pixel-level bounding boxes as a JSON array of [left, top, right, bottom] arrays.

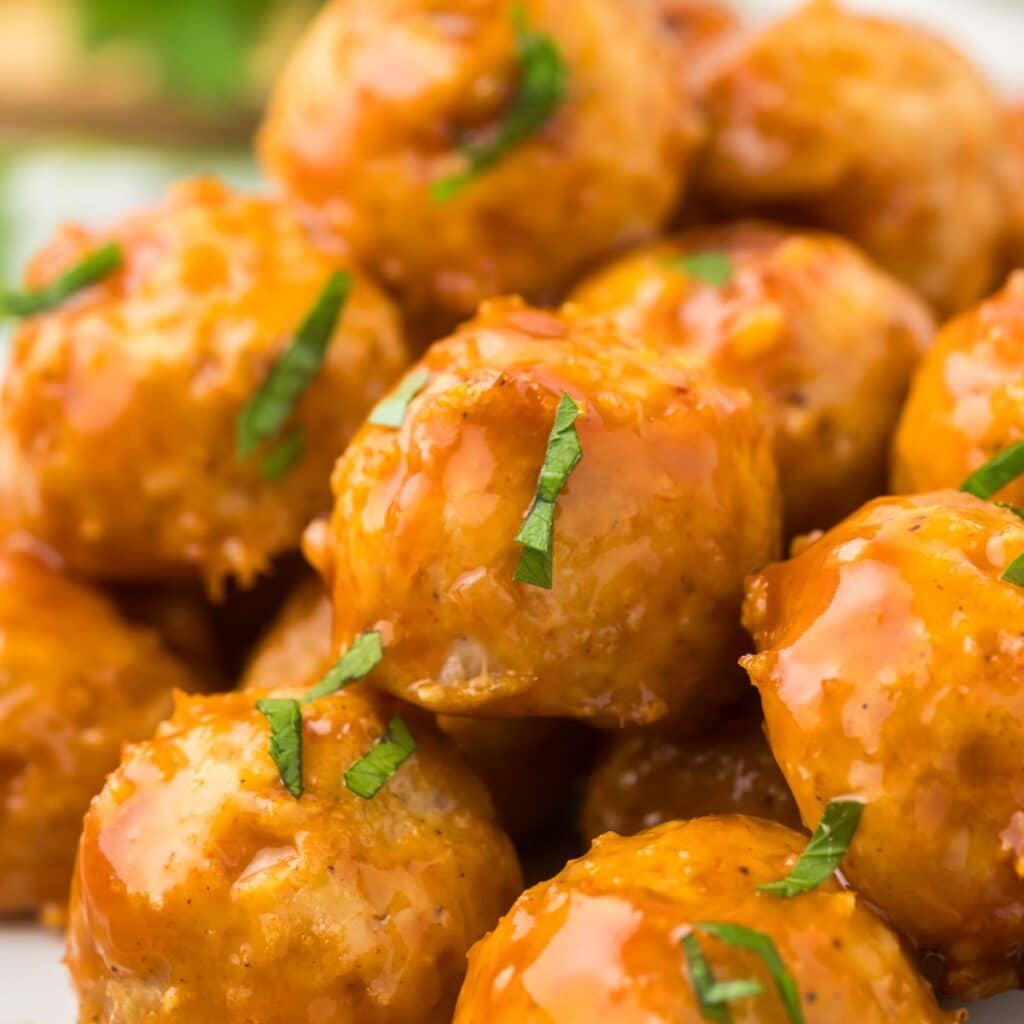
[[67, 688, 521, 1024], [744, 491, 1024, 998], [314, 299, 781, 726], [0, 178, 408, 592]]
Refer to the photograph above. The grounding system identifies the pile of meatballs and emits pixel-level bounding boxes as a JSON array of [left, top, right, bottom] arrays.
[[5, 1, 1024, 1021]]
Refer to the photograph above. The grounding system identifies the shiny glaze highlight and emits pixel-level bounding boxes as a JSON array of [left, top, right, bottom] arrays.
[[67, 688, 521, 1023], [260, 0, 701, 337], [454, 816, 959, 1022], [743, 491, 1024, 997], [569, 221, 934, 536], [315, 298, 781, 725], [0, 178, 408, 593]]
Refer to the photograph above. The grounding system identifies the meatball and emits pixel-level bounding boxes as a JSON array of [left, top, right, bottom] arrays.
[[0, 538, 206, 915], [454, 816, 958, 1023], [0, 177, 408, 593], [581, 712, 801, 842], [892, 272, 1024, 504], [314, 299, 781, 726], [259, 0, 700, 336], [569, 222, 934, 536], [242, 574, 593, 837], [67, 687, 521, 1024], [743, 491, 1024, 998], [693, 2, 1014, 315]]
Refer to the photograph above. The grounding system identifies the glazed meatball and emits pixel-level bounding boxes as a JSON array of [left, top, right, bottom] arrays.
[[581, 712, 801, 842], [693, 2, 1014, 315], [0, 539, 206, 915], [259, 0, 700, 336], [569, 222, 935, 536], [454, 816, 958, 1023], [67, 688, 521, 1024], [0, 178, 408, 593], [242, 574, 592, 837], [893, 272, 1024, 503], [313, 299, 781, 726], [743, 491, 1024, 998]]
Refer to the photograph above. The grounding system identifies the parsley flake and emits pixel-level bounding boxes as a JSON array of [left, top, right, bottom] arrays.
[[1003, 552, 1024, 587], [667, 250, 734, 288], [236, 269, 352, 475], [431, 6, 567, 202], [514, 392, 583, 589], [1, 242, 122, 319], [682, 932, 762, 1023], [368, 369, 430, 428], [344, 713, 417, 799], [758, 799, 864, 898], [255, 697, 304, 798], [960, 441, 1024, 500], [303, 631, 383, 704], [260, 425, 307, 481], [694, 923, 804, 1024]]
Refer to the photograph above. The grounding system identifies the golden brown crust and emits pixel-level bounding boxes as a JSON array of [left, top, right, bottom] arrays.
[[320, 299, 781, 725], [693, 1, 1014, 315], [581, 713, 801, 841], [454, 816, 959, 1022], [892, 272, 1024, 504], [743, 490, 1024, 997], [259, 0, 701, 337], [569, 221, 935, 536], [0, 178, 408, 593], [0, 541, 206, 914], [67, 687, 522, 1024]]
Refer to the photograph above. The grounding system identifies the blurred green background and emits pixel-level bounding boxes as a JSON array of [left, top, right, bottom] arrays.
[[0, 0, 324, 281]]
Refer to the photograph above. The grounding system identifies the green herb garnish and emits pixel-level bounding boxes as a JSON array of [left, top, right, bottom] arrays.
[[758, 799, 864, 898], [667, 250, 733, 288], [255, 697, 303, 798], [303, 631, 383, 704], [1003, 552, 1024, 587], [960, 441, 1024, 500], [368, 369, 430, 428], [996, 502, 1024, 521], [681, 932, 762, 1023], [1, 242, 122, 319], [260, 425, 307, 481], [236, 269, 351, 474], [694, 923, 804, 1024], [431, 5, 567, 202], [514, 392, 583, 589], [344, 713, 417, 799]]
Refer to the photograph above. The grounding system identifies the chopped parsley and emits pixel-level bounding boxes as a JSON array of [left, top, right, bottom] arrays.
[[368, 369, 431, 428], [693, 923, 804, 1024], [514, 392, 583, 589], [344, 713, 417, 799], [236, 269, 351, 478], [302, 630, 383, 704], [960, 441, 1024, 500], [255, 697, 303, 798], [667, 250, 734, 288], [681, 932, 762, 1022], [431, 5, 567, 202], [758, 799, 864, 898], [1, 242, 122, 318]]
